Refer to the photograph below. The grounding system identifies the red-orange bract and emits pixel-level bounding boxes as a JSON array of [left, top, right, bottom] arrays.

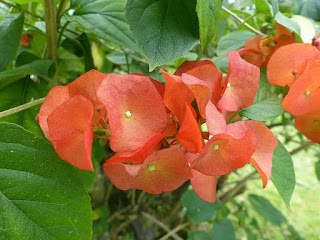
[[37, 50, 278, 202]]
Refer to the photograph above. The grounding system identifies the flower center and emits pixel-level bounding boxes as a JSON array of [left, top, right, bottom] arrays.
[[304, 90, 311, 96], [227, 82, 231, 88], [148, 163, 156, 171], [212, 144, 219, 151], [124, 110, 132, 118]]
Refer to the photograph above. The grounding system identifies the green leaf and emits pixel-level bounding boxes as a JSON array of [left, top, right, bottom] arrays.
[[255, 0, 278, 16], [248, 194, 288, 225], [125, 0, 199, 70], [70, 0, 137, 51], [216, 30, 255, 56], [0, 77, 50, 136], [315, 160, 320, 181], [10, 0, 41, 3], [181, 188, 219, 224], [196, 0, 222, 53], [188, 231, 210, 240], [0, 14, 24, 72], [0, 123, 92, 240], [0, 59, 55, 89], [271, 140, 295, 208], [270, 0, 279, 16], [240, 81, 283, 121], [274, 12, 301, 41], [211, 218, 235, 240]]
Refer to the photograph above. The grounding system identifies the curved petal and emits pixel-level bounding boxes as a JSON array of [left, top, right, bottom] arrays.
[[104, 148, 192, 194], [226, 120, 278, 188], [36, 86, 70, 141], [295, 114, 320, 144], [267, 43, 320, 87], [176, 60, 222, 104], [192, 130, 256, 176], [206, 101, 226, 135], [47, 95, 94, 171], [97, 73, 168, 152], [217, 51, 260, 112], [176, 103, 204, 153], [282, 67, 320, 115], [185, 153, 217, 203], [68, 69, 107, 125], [106, 134, 166, 163]]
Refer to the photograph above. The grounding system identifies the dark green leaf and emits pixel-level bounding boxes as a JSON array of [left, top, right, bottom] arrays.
[[315, 161, 320, 181], [216, 30, 255, 56], [77, 33, 95, 71], [70, 0, 137, 51], [0, 77, 50, 136], [197, 0, 222, 52], [181, 188, 219, 224], [0, 14, 24, 71], [125, 0, 199, 70], [248, 194, 288, 225], [241, 81, 283, 121], [271, 140, 295, 208], [0, 57, 55, 89], [188, 231, 210, 240], [211, 218, 235, 240], [0, 123, 92, 240]]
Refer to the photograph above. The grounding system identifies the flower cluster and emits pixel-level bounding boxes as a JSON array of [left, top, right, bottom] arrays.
[[267, 42, 320, 144], [37, 50, 278, 203]]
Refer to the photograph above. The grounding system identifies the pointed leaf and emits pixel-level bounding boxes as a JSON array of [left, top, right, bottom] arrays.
[[125, 0, 199, 70], [0, 123, 92, 240], [271, 140, 295, 208]]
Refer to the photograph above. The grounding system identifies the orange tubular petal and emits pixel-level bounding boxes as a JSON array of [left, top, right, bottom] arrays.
[[176, 103, 204, 153], [97, 74, 168, 153], [175, 60, 222, 104], [217, 51, 260, 112], [206, 101, 226, 135], [267, 43, 320, 87], [104, 148, 192, 194], [282, 68, 320, 116], [37, 86, 70, 140], [47, 95, 94, 171], [226, 120, 278, 188], [186, 153, 217, 203], [68, 69, 107, 126], [192, 130, 256, 176], [295, 114, 320, 144], [106, 134, 166, 164]]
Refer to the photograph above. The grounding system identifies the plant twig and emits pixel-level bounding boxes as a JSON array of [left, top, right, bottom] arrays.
[[0, 98, 45, 119], [159, 222, 190, 240], [56, 0, 67, 23], [290, 142, 313, 156], [222, 6, 264, 36], [219, 171, 257, 203], [142, 212, 183, 240], [0, 0, 44, 20]]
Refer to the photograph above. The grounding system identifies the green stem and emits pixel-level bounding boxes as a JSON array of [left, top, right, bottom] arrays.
[[0, 98, 45, 119], [56, 0, 67, 23], [222, 6, 265, 36], [44, 0, 59, 85], [227, 110, 241, 124]]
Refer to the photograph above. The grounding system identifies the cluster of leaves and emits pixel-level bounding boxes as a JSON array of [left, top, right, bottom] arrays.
[[0, 0, 320, 239]]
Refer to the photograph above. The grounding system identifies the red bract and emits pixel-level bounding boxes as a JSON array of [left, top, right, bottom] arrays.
[[47, 96, 94, 171], [217, 51, 260, 112], [37, 70, 107, 171], [192, 130, 257, 176], [267, 43, 320, 87], [186, 153, 217, 203], [295, 114, 320, 144], [282, 67, 320, 115], [226, 120, 278, 187], [176, 60, 222, 104], [97, 73, 168, 152], [103, 148, 192, 194]]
